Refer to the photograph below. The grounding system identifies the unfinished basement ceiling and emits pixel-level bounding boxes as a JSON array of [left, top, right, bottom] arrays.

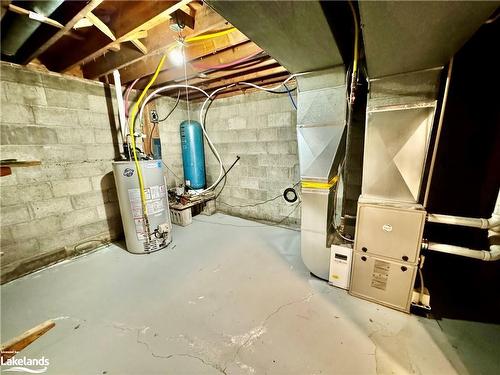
[[0, 0, 290, 99]]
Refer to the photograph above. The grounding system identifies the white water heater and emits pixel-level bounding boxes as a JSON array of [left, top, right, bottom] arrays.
[[112, 160, 172, 254]]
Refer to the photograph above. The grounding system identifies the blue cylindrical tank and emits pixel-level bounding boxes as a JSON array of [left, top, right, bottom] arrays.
[[180, 120, 206, 189]]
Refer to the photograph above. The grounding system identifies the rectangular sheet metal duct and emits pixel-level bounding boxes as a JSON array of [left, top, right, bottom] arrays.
[[358, 1, 497, 78], [297, 67, 346, 280], [362, 68, 442, 203]]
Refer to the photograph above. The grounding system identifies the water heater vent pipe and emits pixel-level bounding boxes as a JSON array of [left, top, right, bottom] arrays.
[[112, 69, 128, 150]]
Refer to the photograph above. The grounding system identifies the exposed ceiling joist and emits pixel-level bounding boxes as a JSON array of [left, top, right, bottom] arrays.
[[82, 5, 229, 80], [86, 11, 115, 41], [124, 30, 250, 87], [38, 0, 191, 73], [130, 39, 148, 55], [197, 66, 287, 92], [187, 58, 279, 87]]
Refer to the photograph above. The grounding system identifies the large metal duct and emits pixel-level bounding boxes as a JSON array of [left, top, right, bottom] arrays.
[[297, 67, 347, 279], [362, 68, 442, 203], [206, 0, 343, 73], [358, 1, 498, 78], [1, 0, 64, 57]]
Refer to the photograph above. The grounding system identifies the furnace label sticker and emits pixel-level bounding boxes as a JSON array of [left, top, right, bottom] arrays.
[[371, 260, 390, 290]]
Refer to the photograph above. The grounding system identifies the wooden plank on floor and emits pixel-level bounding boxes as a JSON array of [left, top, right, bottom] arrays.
[[0, 320, 55, 362]]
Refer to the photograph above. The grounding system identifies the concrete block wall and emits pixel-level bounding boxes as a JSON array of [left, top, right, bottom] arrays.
[[0, 62, 131, 283], [199, 90, 300, 227]]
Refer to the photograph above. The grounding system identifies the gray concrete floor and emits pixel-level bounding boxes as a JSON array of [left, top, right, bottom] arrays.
[[1, 213, 499, 374]]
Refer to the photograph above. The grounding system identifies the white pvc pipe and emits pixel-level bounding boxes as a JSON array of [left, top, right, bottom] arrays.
[[112, 69, 128, 144], [427, 189, 500, 230], [426, 242, 500, 261], [426, 213, 499, 229]]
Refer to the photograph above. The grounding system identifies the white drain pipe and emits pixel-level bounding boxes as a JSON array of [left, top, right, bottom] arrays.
[[112, 69, 128, 154], [427, 189, 500, 230], [424, 189, 500, 261], [424, 241, 500, 261], [427, 213, 500, 230]]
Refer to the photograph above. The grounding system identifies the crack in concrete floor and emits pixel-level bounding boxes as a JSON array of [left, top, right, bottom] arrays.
[[3, 214, 492, 374], [130, 291, 321, 374]]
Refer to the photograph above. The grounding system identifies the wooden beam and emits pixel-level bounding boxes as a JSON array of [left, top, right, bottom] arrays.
[[0, 320, 55, 362], [22, 0, 103, 64], [122, 30, 148, 41], [74, 0, 192, 69], [73, 17, 93, 29], [122, 30, 249, 85], [130, 39, 148, 54], [134, 41, 261, 90], [82, 5, 229, 80], [41, 1, 191, 72], [171, 9, 195, 30], [86, 11, 116, 41], [8, 3, 64, 28], [183, 67, 288, 99]]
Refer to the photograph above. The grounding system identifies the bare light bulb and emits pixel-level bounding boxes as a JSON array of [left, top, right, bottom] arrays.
[[169, 47, 184, 66]]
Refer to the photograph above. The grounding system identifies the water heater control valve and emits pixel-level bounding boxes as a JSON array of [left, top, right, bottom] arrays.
[[157, 223, 170, 234]]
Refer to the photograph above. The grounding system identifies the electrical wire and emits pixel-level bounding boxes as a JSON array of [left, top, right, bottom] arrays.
[[201, 90, 228, 199], [283, 83, 297, 110], [239, 73, 305, 92], [149, 90, 181, 157], [193, 202, 301, 229], [266, 85, 297, 94], [219, 182, 300, 208], [158, 90, 181, 122], [161, 160, 182, 184]]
